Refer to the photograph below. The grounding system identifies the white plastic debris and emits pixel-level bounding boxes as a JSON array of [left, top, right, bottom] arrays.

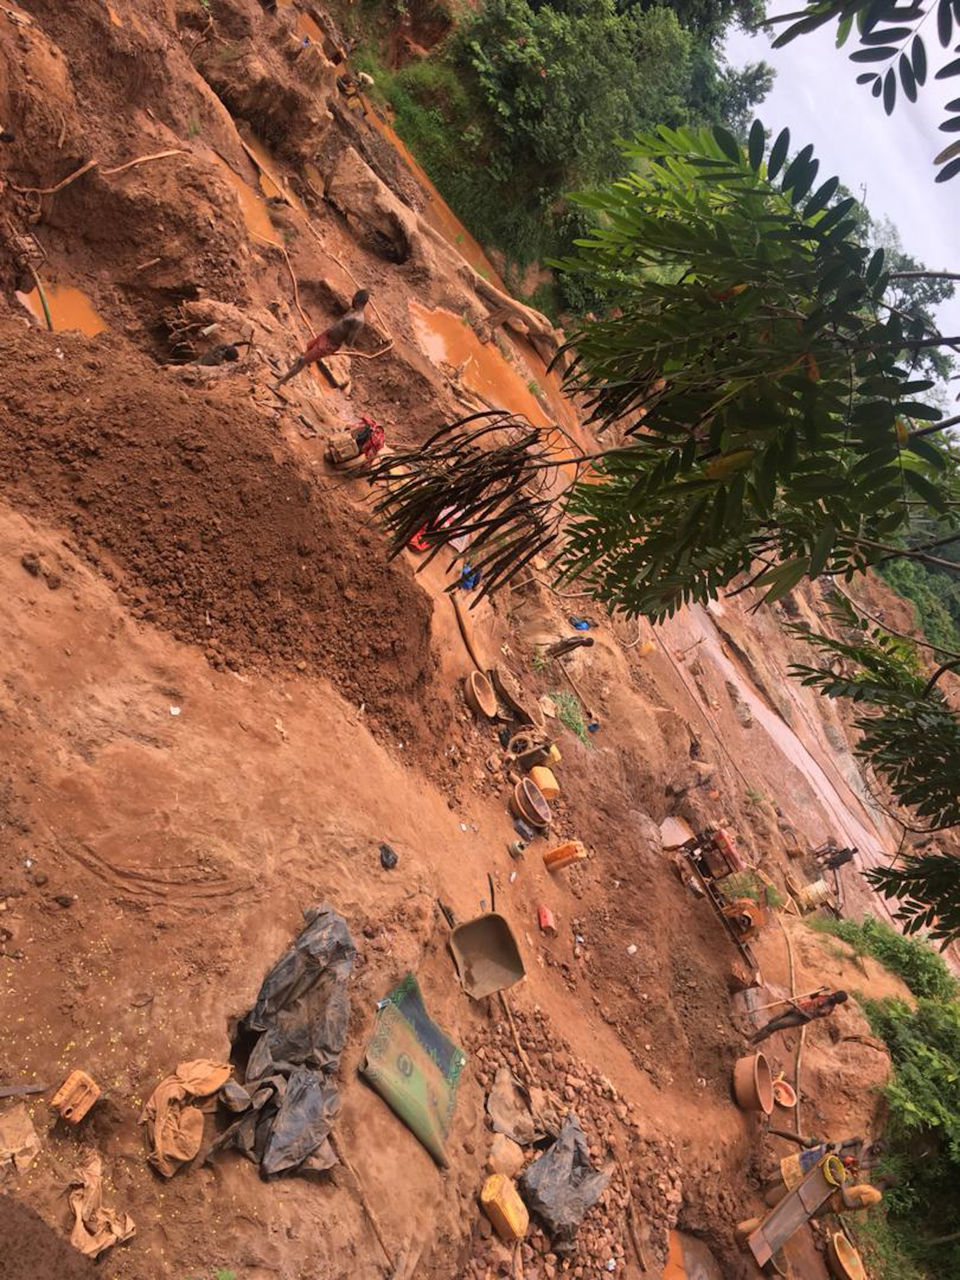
[[626, 944, 638, 956], [170, 706, 181, 716]]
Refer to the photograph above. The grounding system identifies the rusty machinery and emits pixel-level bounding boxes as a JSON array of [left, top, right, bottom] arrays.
[[678, 827, 769, 973]]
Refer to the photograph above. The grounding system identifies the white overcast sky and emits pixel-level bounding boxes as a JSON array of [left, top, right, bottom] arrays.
[[725, 13, 960, 337]]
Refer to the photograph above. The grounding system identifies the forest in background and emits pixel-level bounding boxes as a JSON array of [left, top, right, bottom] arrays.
[[351, 0, 774, 310]]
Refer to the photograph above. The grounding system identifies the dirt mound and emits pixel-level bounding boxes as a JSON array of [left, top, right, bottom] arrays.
[[0, 320, 448, 756], [0, 1195, 97, 1280]]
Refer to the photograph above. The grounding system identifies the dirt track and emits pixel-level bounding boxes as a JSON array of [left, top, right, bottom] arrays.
[[0, 2, 932, 1278]]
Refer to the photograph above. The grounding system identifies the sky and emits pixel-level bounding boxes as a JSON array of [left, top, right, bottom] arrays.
[[725, 12, 960, 340]]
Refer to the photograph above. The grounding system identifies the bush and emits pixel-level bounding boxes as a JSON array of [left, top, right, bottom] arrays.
[[858, 995, 960, 1276], [807, 914, 958, 1001]]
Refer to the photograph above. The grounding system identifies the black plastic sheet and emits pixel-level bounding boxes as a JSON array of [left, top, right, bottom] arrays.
[[519, 1113, 609, 1245], [209, 904, 355, 1178]]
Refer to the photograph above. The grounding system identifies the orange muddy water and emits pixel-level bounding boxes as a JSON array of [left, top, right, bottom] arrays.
[[16, 283, 107, 336], [409, 301, 551, 426], [212, 156, 281, 248]]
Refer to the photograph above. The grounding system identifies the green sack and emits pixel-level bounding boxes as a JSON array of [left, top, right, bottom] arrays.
[[361, 973, 466, 1167]]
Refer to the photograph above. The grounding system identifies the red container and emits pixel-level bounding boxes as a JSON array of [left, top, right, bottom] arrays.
[[537, 905, 557, 937]]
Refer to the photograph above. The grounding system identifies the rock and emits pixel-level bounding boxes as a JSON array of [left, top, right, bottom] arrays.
[[487, 1133, 525, 1178], [326, 146, 428, 269], [32, 872, 48, 887], [20, 552, 41, 576], [54, 894, 73, 908], [44, 571, 62, 590], [322, 352, 352, 390]]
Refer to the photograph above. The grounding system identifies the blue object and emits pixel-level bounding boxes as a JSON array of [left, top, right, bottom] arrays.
[[459, 563, 482, 591], [513, 817, 537, 841], [587, 721, 600, 733], [569, 616, 590, 630]]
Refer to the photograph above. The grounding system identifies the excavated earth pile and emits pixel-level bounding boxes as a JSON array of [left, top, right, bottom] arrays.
[[0, 3, 929, 1279]]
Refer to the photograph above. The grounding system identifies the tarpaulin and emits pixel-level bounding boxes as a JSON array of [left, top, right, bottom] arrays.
[[210, 904, 355, 1179]]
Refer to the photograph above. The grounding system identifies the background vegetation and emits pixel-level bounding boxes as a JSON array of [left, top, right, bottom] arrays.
[[352, 0, 773, 309]]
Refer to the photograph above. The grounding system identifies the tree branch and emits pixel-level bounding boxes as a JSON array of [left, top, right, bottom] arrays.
[[923, 658, 960, 697], [888, 271, 960, 283], [908, 414, 960, 440]]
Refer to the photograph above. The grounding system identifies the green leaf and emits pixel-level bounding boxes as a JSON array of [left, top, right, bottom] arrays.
[[899, 53, 918, 102], [903, 469, 949, 512], [935, 56, 960, 79], [911, 35, 927, 84], [898, 402, 943, 420], [935, 154, 960, 180], [815, 196, 856, 232], [884, 66, 898, 114], [905, 436, 947, 470], [760, 557, 811, 603], [767, 128, 790, 180], [937, 0, 954, 47], [809, 522, 836, 577], [747, 119, 765, 171], [781, 143, 814, 193], [713, 126, 741, 162], [866, 247, 885, 284], [850, 47, 900, 62]]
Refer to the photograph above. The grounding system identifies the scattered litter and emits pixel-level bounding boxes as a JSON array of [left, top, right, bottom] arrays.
[[568, 617, 590, 631], [538, 906, 557, 937], [0, 1081, 49, 1100], [604, 1259, 617, 1272], [538, 694, 558, 719], [481, 1172, 529, 1242], [626, 944, 637, 956], [142, 1059, 231, 1177], [379, 842, 399, 870], [460, 822, 468, 832], [587, 721, 600, 733], [459, 563, 481, 591], [508, 839, 527, 859], [169, 706, 181, 716], [543, 840, 587, 872], [486, 1066, 558, 1146], [509, 871, 517, 884], [68, 1150, 135, 1258], [209, 904, 355, 1178], [0, 1101, 41, 1172], [361, 972, 465, 1167], [529, 765, 560, 802], [52, 1069, 101, 1125], [520, 1113, 610, 1245]]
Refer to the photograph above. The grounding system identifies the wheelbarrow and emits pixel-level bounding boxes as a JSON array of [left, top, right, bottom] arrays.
[[439, 898, 526, 1001]]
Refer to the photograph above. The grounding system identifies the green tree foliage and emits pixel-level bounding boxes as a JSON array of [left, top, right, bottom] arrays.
[[549, 126, 958, 616], [879, 555, 960, 654], [359, 1, 773, 280], [374, 128, 957, 612], [808, 913, 958, 998], [455, 0, 650, 188], [686, 45, 775, 135], [623, 0, 765, 41], [859, 994, 960, 1274], [767, 1, 960, 181], [868, 851, 960, 948], [789, 598, 960, 835]]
